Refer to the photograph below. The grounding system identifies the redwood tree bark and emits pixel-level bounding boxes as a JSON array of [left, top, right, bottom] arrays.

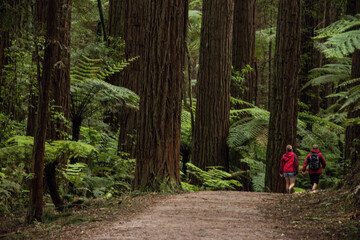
[[231, 0, 256, 191], [28, 0, 58, 222], [192, 0, 234, 171], [134, 0, 185, 190], [45, 0, 72, 211], [116, 0, 143, 158], [265, 0, 301, 193], [232, 0, 256, 103]]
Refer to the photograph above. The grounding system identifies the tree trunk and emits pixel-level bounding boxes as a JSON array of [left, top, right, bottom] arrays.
[[298, 0, 316, 112], [108, 0, 123, 39], [192, 0, 234, 171], [45, 0, 71, 211], [27, 0, 58, 223], [26, 0, 47, 136], [232, 0, 256, 103], [299, 0, 325, 115], [231, 0, 256, 190], [134, 0, 185, 191], [0, 31, 9, 113], [345, 0, 360, 168], [265, 0, 301, 193], [116, 0, 144, 157], [97, 0, 107, 42]]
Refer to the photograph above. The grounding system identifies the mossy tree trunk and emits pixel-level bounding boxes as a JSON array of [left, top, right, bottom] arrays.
[[134, 0, 185, 191], [265, 0, 301, 193], [192, 0, 234, 171]]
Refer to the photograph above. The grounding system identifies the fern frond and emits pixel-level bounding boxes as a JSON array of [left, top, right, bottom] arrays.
[[323, 30, 360, 58], [340, 85, 360, 110], [315, 14, 360, 39]]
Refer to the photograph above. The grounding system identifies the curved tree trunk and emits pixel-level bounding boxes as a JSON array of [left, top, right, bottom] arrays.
[[134, 0, 185, 191], [192, 0, 234, 171], [265, 0, 301, 193]]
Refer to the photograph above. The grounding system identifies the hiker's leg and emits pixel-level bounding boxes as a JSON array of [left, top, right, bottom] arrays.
[[289, 177, 295, 193], [310, 174, 320, 191], [285, 177, 290, 192]]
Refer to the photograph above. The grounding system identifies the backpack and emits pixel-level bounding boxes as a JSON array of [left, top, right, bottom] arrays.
[[309, 152, 320, 170]]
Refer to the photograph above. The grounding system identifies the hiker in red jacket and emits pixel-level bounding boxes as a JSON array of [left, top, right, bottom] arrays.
[[279, 145, 299, 194], [302, 145, 326, 192]]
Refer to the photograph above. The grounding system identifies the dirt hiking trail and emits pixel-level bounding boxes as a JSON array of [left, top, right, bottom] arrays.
[[87, 191, 297, 240]]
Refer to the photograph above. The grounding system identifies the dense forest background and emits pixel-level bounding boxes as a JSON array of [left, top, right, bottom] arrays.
[[0, 0, 359, 224]]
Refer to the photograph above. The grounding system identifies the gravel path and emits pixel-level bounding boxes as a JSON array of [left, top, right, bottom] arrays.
[[91, 191, 293, 240]]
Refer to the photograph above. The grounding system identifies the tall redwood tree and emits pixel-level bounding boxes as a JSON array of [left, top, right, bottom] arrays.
[[192, 0, 234, 171], [232, 0, 256, 103], [45, 0, 72, 211], [265, 0, 301, 193], [28, 0, 58, 222], [116, 0, 144, 158], [134, 1, 185, 190]]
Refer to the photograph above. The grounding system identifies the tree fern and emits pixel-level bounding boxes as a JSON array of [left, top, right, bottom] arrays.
[[185, 163, 242, 191], [315, 14, 360, 58]]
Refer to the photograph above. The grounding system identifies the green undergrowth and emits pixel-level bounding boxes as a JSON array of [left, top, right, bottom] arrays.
[[269, 189, 360, 239]]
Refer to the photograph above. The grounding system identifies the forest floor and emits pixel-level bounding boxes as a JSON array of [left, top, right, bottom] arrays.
[[1, 189, 359, 239]]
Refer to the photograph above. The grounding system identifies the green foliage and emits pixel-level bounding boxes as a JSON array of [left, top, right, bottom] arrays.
[[0, 113, 23, 147], [315, 14, 360, 58], [185, 163, 242, 191], [70, 55, 139, 125], [231, 65, 254, 94]]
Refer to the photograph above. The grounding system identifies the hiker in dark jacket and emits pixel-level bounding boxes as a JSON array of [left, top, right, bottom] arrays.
[[302, 145, 326, 192], [279, 145, 299, 194]]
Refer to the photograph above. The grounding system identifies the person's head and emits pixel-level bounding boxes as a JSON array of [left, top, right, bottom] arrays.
[[286, 144, 293, 152], [313, 144, 319, 149]]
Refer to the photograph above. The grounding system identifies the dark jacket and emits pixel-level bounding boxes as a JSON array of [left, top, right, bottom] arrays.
[[302, 149, 326, 174], [279, 151, 299, 174]]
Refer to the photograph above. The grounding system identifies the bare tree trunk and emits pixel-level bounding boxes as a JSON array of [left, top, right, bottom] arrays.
[[97, 0, 107, 42], [134, 0, 185, 191], [116, 0, 143, 157], [265, 0, 301, 193], [0, 31, 9, 113], [232, 0, 256, 103], [27, 0, 58, 223], [45, 0, 71, 211], [192, 0, 234, 171]]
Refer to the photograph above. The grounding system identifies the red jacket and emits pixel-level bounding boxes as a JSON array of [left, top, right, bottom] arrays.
[[279, 151, 299, 174], [302, 149, 326, 174]]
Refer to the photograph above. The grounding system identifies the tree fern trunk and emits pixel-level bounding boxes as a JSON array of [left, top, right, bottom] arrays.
[[265, 0, 301, 193], [192, 0, 234, 171]]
